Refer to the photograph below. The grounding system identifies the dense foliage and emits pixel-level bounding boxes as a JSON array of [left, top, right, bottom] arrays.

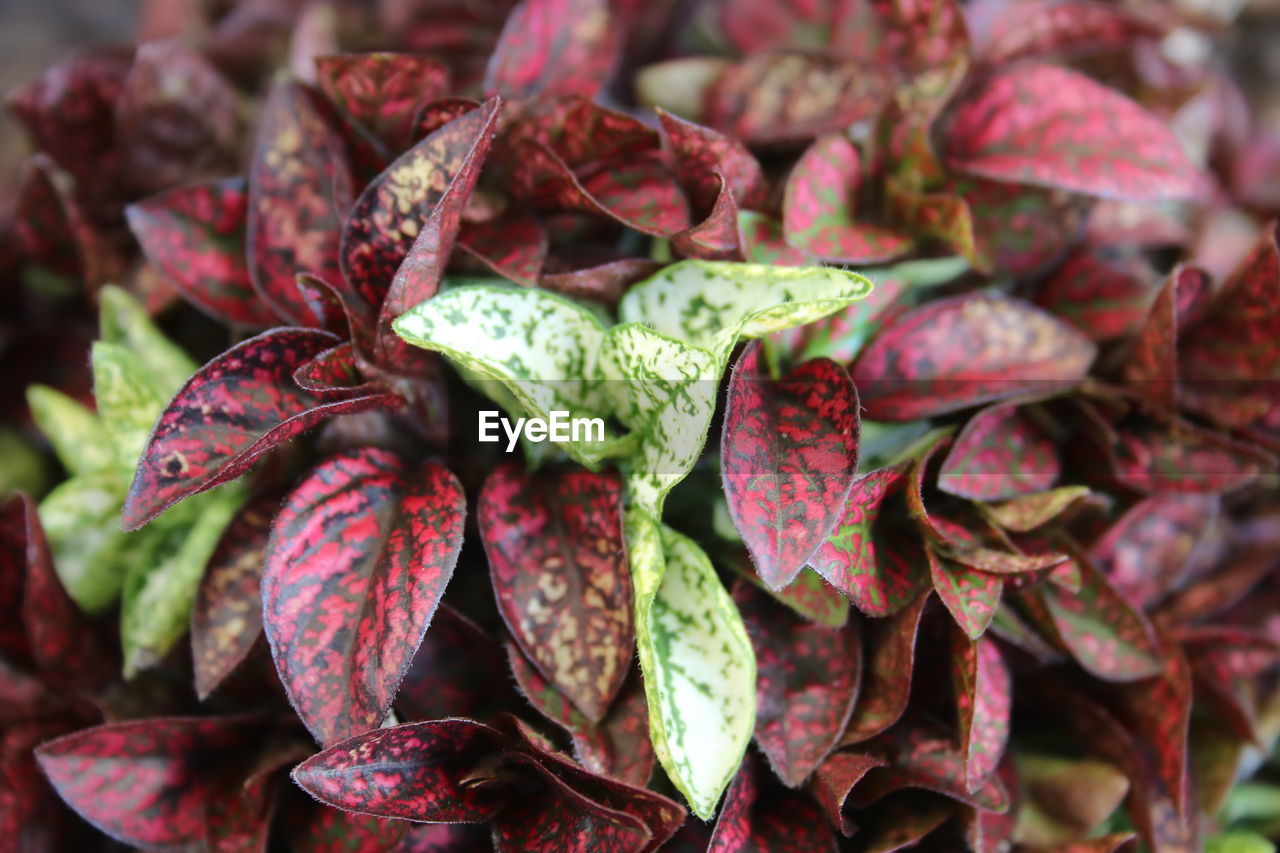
[[2, 0, 1280, 850]]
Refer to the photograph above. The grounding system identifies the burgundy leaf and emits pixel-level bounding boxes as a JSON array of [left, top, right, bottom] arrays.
[[716, 0, 869, 54], [121, 328, 400, 530], [508, 96, 658, 169], [191, 492, 278, 700], [398, 603, 516, 723], [479, 464, 632, 722], [1124, 267, 1212, 412], [708, 754, 838, 853], [841, 591, 930, 744], [950, 628, 1011, 792], [289, 800, 409, 853], [263, 449, 465, 746], [127, 177, 279, 328], [809, 751, 886, 835], [459, 212, 549, 287], [733, 582, 861, 787], [291, 720, 511, 822], [0, 499, 30, 665], [870, 0, 970, 75], [341, 99, 501, 314], [978, 0, 1163, 65], [1112, 636, 1193, 816], [851, 292, 1096, 421], [723, 342, 861, 591], [316, 53, 451, 152], [671, 175, 743, 261], [943, 63, 1206, 202], [248, 81, 353, 327], [783, 135, 911, 263], [1091, 494, 1218, 609], [540, 257, 662, 304], [484, 0, 618, 100], [1107, 415, 1274, 495], [35, 716, 262, 850], [1035, 248, 1157, 342], [656, 110, 768, 213], [938, 401, 1060, 501]]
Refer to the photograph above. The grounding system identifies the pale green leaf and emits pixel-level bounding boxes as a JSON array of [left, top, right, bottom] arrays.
[[618, 260, 874, 365], [98, 285, 196, 397], [38, 473, 131, 612], [1206, 832, 1275, 853], [92, 342, 169, 471], [628, 510, 756, 819], [27, 384, 116, 477], [120, 488, 240, 676]]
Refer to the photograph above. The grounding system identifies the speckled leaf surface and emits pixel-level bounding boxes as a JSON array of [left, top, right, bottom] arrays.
[[851, 292, 1096, 421], [291, 719, 512, 822], [479, 464, 633, 722], [122, 328, 399, 530], [247, 81, 352, 327], [191, 492, 278, 699], [341, 99, 501, 312], [289, 801, 409, 853], [626, 512, 756, 819], [35, 716, 262, 850], [841, 591, 930, 744], [1107, 417, 1274, 495], [1034, 248, 1156, 342], [783, 135, 911, 263], [722, 342, 860, 590], [316, 53, 450, 153], [951, 629, 1011, 793], [809, 751, 887, 834], [484, 0, 617, 99], [943, 64, 1205, 202], [737, 212, 814, 266], [979, 0, 1163, 65], [1123, 267, 1207, 411], [708, 755, 839, 853], [938, 402, 1060, 501], [1113, 637, 1193, 816], [262, 449, 465, 746], [657, 109, 768, 213], [459, 213, 549, 287], [929, 546, 1002, 639], [127, 177, 279, 328], [1091, 493, 1218, 609], [733, 582, 861, 787]]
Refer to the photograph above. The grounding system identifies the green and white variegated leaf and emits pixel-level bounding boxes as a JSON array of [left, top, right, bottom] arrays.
[[98, 285, 197, 397], [627, 510, 756, 820], [92, 342, 170, 472], [618, 261, 875, 366], [38, 472, 132, 613], [394, 285, 627, 464], [600, 324, 719, 516], [27, 385, 117, 478], [120, 488, 241, 676]]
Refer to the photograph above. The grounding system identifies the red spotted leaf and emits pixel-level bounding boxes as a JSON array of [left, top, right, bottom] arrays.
[[507, 645, 655, 786], [397, 604, 517, 723], [929, 546, 1003, 639], [672, 175, 743, 261], [263, 449, 466, 746], [705, 53, 891, 145], [723, 342, 861, 591], [657, 110, 768, 213], [1107, 415, 1274, 495], [1112, 637, 1193, 816], [938, 401, 1060, 501], [1036, 553, 1164, 680], [316, 53, 451, 152], [978, 0, 1164, 65], [1035, 248, 1156, 342], [841, 591, 930, 744], [808, 468, 930, 617], [1124, 267, 1212, 411], [716, 0, 870, 54], [459, 212, 549, 286], [341, 99, 501, 313], [870, 0, 970, 75], [479, 464, 633, 723], [958, 177, 1086, 276], [759, 565, 852, 629], [851, 291, 1096, 421], [738, 212, 814, 266], [886, 181, 989, 273], [191, 492, 278, 700], [708, 754, 838, 853], [248, 81, 353, 327], [733, 582, 861, 787], [783, 135, 911, 263], [951, 629, 1011, 792], [121, 328, 400, 530], [943, 63, 1206, 202], [484, 0, 618, 100], [1091, 494, 1218, 609], [809, 751, 886, 835], [396, 822, 491, 852], [35, 716, 263, 850], [509, 96, 658, 169], [127, 177, 279, 328], [291, 720, 512, 822]]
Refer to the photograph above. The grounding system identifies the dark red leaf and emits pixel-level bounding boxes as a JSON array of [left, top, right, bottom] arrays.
[[1091, 494, 1218, 609], [885, 181, 989, 273], [809, 751, 886, 835], [1122, 267, 1207, 411], [121, 328, 400, 530], [396, 822, 491, 853], [127, 177, 278, 328], [459, 212, 549, 287], [289, 800, 409, 853], [851, 292, 1096, 421], [858, 792, 954, 852], [316, 53, 451, 153], [733, 582, 861, 787], [398, 603, 515, 723], [484, 0, 618, 100], [938, 401, 1060, 501], [263, 448, 466, 746], [248, 81, 353, 327], [943, 63, 1206, 202], [1035, 248, 1156, 342], [540, 257, 662, 304], [841, 591, 930, 744], [783, 135, 911, 263], [291, 719, 512, 823], [950, 628, 1011, 792], [978, 0, 1163, 65], [10, 153, 117, 285], [1112, 636, 1193, 816], [191, 492, 278, 700], [723, 342, 861, 591], [656, 109, 768, 214], [1107, 415, 1274, 495], [671, 175, 743, 261], [479, 464, 632, 723], [508, 96, 658, 169], [0, 499, 30, 666], [708, 755, 838, 853], [704, 53, 891, 145], [35, 716, 262, 850], [956, 177, 1086, 276], [870, 0, 970, 75]]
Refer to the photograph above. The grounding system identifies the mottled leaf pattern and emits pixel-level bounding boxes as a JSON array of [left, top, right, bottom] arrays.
[[929, 545, 1003, 639], [262, 449, 465, 745], [842, 591, 929, 744], [938, 401, 1060, 501], [484, 0, 617, 99], [708, 755, 839, 852], [951, 629, 1011, 793]]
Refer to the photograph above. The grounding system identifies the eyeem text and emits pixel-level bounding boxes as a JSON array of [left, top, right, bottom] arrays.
[[478, 410, 605, 452]]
